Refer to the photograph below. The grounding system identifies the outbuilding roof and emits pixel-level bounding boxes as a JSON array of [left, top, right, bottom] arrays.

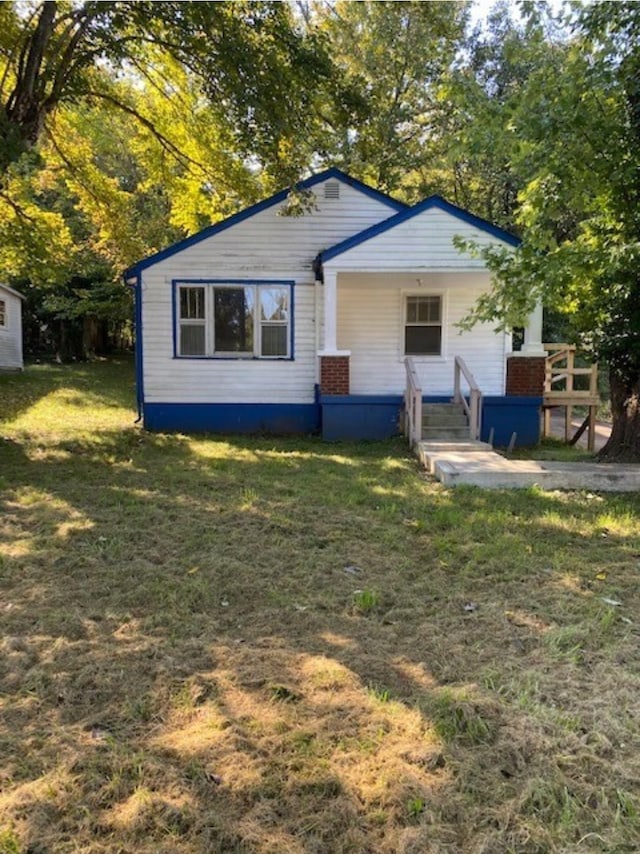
[[0, 283, 25, 300]]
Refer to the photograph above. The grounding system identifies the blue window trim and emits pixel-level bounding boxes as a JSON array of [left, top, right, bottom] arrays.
[[124, 168, 407, 278], [320, 194, 521, 263], [172, 278, 296, 361]]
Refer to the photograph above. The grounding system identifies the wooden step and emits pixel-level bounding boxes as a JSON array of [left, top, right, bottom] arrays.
[[422, 426, 472, 441]]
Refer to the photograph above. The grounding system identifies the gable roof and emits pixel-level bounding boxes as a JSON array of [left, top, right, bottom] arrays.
[[0, 283, 25, 300], [124, 168, 407, 279], [319, 194, 520, 264]]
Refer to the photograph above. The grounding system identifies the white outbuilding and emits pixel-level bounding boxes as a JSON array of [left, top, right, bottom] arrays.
[[0, 284, 24, 371]]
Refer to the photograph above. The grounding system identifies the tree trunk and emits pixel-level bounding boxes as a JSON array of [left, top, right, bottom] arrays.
[[597, 367, 640, 462]]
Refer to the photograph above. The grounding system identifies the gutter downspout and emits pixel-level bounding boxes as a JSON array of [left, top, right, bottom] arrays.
[[124, 272, 143, 424]]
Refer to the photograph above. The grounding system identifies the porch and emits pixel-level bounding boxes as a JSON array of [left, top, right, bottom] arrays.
[[316, 269, 545, 445]]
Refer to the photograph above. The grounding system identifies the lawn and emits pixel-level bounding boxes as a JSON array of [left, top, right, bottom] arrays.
[[1, 358, 639, 854]]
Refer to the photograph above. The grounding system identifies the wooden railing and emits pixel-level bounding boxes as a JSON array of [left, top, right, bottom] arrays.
[[453, 356, 482, 441], [404, 356, 422, 447], [543, 344, 598, 404], [542, 343, 600, 450]]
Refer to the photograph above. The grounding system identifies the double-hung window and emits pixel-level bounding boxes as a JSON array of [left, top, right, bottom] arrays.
[[176, 282, 291, 358], [404, 294, 442, 356]]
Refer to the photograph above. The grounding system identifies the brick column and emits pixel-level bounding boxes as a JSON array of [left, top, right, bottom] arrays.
[[320, 355, 350, 395], [506, 356, 545, 396]]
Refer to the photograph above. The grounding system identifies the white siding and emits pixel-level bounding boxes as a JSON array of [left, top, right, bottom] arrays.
[[141, 179, 397, 404], [337, 273, 507, 396], [0, 287, 23, 370], [323, 207, 510, 272]]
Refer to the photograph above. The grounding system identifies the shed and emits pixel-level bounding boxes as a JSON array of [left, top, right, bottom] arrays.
[[0, 284, 24, 371]]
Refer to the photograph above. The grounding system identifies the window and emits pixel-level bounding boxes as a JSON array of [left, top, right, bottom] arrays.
[[404, 295, 442, 356], [176, 282, 291, 358], [0, 299, 5, 327]]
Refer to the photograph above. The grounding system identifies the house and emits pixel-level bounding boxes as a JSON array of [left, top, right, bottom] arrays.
[[0, 284, 24, 371], [124, 168, 545, 445]]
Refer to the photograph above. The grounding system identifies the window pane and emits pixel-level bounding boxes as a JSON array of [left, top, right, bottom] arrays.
[[405, 325, 441, 355], [407, 295, 440, 324], [261, 287, 289, 322], [214, 288, 254, 352], [180, 323, 205, 355], [180, 287, 205, 319], [261, 324, 287, 357], [0, 299, 5, 326], [406, 296, 419, 324]]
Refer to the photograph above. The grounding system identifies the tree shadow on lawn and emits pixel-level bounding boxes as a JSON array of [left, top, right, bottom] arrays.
[[0, 356, 136, 424], [2, 430, 640, 852]]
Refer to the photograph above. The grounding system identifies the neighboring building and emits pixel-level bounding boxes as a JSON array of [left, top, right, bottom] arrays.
[[125, 169, 544, 444], [0, 284, 24, 371]]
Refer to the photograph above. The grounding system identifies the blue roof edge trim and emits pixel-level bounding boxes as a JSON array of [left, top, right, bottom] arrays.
[[124, 168, 407, 278], [320, 194, 521, 263]]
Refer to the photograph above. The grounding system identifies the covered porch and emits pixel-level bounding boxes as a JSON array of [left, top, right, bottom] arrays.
[[316, 268, 546, 445]]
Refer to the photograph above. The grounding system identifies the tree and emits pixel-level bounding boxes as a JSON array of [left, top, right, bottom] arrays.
[[0, 1, 337, 183], [309, 0, 468, 199], [458, 2, 640, 461]]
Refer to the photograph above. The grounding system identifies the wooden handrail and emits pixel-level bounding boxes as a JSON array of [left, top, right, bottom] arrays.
[[543, 343, 598, 399], [453, 356, 482, 441], [542, 343, 599, 450], [404, 356, 422, 447]]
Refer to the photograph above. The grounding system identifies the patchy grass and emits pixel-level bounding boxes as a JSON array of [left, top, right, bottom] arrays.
[[507, 437, 597, 462], [1, 358, 640, 853]]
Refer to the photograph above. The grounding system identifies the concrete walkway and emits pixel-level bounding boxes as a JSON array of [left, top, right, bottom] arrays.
[[418, 440, 640, 491]]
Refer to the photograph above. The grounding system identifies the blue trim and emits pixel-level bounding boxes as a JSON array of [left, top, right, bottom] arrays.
[[143, 402, 320, 435], [172, 278, 296, 285], [320, 195, 521, 263], [172, 279, 178, 359], [172, 279, 295, 360], [131, 273, 144, 419], [320, 394, 403, 405], [124, 169, 406, 277]]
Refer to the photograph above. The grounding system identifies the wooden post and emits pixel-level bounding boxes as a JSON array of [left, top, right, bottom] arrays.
[[588, 405, 596, 452]]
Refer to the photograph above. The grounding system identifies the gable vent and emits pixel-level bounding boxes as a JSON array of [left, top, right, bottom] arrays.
[[324, 180, 340, 200]]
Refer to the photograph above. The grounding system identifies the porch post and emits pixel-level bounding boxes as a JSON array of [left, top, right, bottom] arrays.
[[520, 301, 545, 356], [323, 269, 338, 352], [506, 300, 545, 398], [318, 268, 350, 395]]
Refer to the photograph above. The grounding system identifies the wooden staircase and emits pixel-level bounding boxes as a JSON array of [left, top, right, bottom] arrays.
[[421, 403, 471, 441]]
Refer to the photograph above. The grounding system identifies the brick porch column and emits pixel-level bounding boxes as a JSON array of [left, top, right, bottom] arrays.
[[506, 356, 545, 396], [319, 354, 350, 395]]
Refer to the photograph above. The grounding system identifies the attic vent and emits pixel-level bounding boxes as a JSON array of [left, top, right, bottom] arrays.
[[324, 180, 340, 200]]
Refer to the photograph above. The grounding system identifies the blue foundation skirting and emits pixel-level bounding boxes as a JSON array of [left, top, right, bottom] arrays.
[[321, 394, 403, 440], [321, 394, 542, 444], [481, 396, 542, 447], [143, 402, 320, 434], [141, 394, 542, 445]]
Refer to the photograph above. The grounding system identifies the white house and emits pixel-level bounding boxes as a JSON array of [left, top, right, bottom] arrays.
[[125, 169, 545, 444], [0, 284, 24, 371]]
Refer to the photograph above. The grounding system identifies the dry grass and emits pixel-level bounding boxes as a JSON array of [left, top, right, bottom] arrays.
[[1, 358, 640, 853]]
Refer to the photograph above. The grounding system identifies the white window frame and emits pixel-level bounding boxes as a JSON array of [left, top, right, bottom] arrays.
[[175, 281, 292, 360], [401, 291, 446, 360]]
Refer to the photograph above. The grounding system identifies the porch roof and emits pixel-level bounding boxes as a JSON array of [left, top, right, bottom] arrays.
[[318, 195, 521, 266]]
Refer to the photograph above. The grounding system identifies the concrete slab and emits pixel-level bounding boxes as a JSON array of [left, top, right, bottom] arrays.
[[434, 455, 640, 491], [418, 441, 493, 474]]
